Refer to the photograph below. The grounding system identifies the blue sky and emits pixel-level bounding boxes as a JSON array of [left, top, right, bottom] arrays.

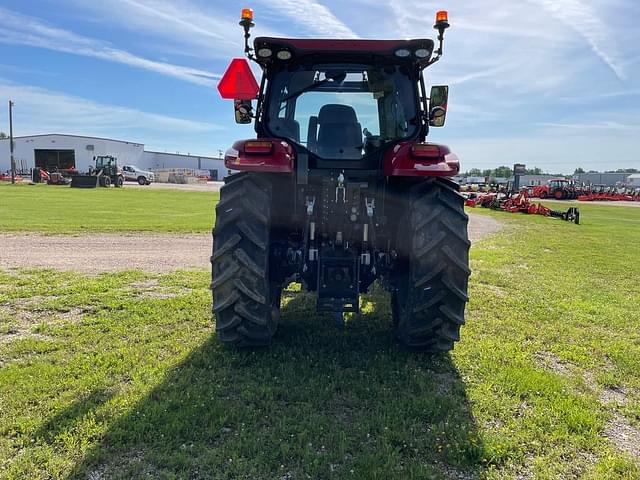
[[0, 0, 638, 173]]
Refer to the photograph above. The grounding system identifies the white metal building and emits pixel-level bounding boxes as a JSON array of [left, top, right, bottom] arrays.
[[573, 172, 631, 186], [144, 151, 228, 180], [0, 134, 227, 180]]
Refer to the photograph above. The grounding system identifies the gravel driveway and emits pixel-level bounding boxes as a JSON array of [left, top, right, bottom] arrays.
[[0, 213, 501, 273]]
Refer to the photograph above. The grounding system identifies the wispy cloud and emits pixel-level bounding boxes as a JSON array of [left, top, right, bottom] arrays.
[[538, 121, 638, 131], [531, 0, 625, 80], [255, 0, 358, 38], [0, 80, 222, 137], [0, 7, 219, 86], [65, 0, 283, 60]]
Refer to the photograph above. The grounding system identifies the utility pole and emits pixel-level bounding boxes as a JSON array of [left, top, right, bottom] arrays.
[[9, 100, 15, 184]]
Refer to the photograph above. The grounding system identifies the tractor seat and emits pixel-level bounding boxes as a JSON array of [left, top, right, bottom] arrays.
[[316, 104, 362, 159], [269, 118, 300, 143]]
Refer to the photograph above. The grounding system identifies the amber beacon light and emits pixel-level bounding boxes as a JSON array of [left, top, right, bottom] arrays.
[[435, 10, 449, 29], [241, 8, 254, 21]]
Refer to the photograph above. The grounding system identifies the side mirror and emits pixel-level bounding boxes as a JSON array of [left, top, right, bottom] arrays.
[[429, 85, 449, 127], [234, 99, 253, 124]]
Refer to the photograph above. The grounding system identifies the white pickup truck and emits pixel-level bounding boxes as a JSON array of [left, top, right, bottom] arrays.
[[122, 165, 155, 185]]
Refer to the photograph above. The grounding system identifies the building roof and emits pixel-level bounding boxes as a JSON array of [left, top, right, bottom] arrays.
[[576, 172, 630, 177], [5, 133, 144, 147], [144, 150, 222, 161], [3, 134, 219, 160]]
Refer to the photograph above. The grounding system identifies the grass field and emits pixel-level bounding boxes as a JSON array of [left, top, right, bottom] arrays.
[[1, 190, 639, 479], [0, 184, 218, 233]]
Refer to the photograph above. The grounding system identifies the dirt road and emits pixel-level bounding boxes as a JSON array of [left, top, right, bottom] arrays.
[[0, 213, 501, 273]]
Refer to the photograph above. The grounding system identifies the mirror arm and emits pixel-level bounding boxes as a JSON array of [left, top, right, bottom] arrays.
[[254, 72, 267, 123], [418, 71, 430, 139]]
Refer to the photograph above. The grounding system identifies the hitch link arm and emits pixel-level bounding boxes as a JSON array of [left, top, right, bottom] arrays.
[[305, 196, 318, 263]]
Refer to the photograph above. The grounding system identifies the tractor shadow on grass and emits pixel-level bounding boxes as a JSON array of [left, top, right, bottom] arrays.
[[66, 288, 484, 479]]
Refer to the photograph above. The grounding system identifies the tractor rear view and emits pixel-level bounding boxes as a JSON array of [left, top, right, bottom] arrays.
[[211, 8, 469, 352]]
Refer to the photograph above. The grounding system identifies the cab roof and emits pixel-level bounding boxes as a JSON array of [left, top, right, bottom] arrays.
[[253, 37, 435, 67]]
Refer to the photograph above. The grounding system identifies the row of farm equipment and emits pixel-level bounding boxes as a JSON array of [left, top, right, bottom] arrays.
[[575, 185, 640, 202], [528, 179, 640, 201], [464, 190, 581, 224]]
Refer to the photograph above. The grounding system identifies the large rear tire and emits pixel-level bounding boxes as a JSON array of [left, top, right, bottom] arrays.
[[211, 173, 280, 347], [392, 178, 471, 352]]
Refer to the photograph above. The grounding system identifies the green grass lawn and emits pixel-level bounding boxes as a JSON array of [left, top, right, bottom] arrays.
[[0, 198, 639, 478], [0, 184, 218, 233]]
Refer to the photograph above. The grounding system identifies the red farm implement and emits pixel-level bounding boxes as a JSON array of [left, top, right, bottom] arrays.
[[578, 185, 634, 202], [465, 190, 580, 224]]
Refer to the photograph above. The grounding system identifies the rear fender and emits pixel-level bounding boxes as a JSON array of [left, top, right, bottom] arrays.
[[384, 141, 460, 177], [224, 139, 295, 173]]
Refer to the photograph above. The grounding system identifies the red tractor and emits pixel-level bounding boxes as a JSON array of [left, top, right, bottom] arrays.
[[211, 9, 469, 352], [532, 179, 576, 200]]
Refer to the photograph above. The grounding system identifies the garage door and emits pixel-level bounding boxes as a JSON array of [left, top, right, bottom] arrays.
[[35, 149, 76, 171]]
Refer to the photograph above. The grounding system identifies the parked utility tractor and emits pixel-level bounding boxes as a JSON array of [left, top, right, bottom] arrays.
[[212, 8, 469, 351], [71, 155, 124, 188], [532, 179, 576, 200]]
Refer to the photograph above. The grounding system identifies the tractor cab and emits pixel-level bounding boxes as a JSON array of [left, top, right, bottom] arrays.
[[94, 155, 118, 172], [218, 9, 455, 177], [262, 57, 419, 161], [543, 178, 576, 200]]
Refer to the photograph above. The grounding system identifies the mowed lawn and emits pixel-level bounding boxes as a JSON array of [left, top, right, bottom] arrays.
[[0, 184, 218, 233], [0, 186, 639, 479]]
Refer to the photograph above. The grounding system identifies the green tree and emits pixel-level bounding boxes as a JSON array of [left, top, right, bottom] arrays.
[[574, 167, 585, 174], [0, 132, 7, 139], [493, 166, 513, 178]]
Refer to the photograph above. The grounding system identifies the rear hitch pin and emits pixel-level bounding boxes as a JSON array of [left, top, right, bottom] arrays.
[[336, 173, 346, 203], [365, 197, 375, 217], [308, 221, 318, 261], [306, 196, 316, 215]]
